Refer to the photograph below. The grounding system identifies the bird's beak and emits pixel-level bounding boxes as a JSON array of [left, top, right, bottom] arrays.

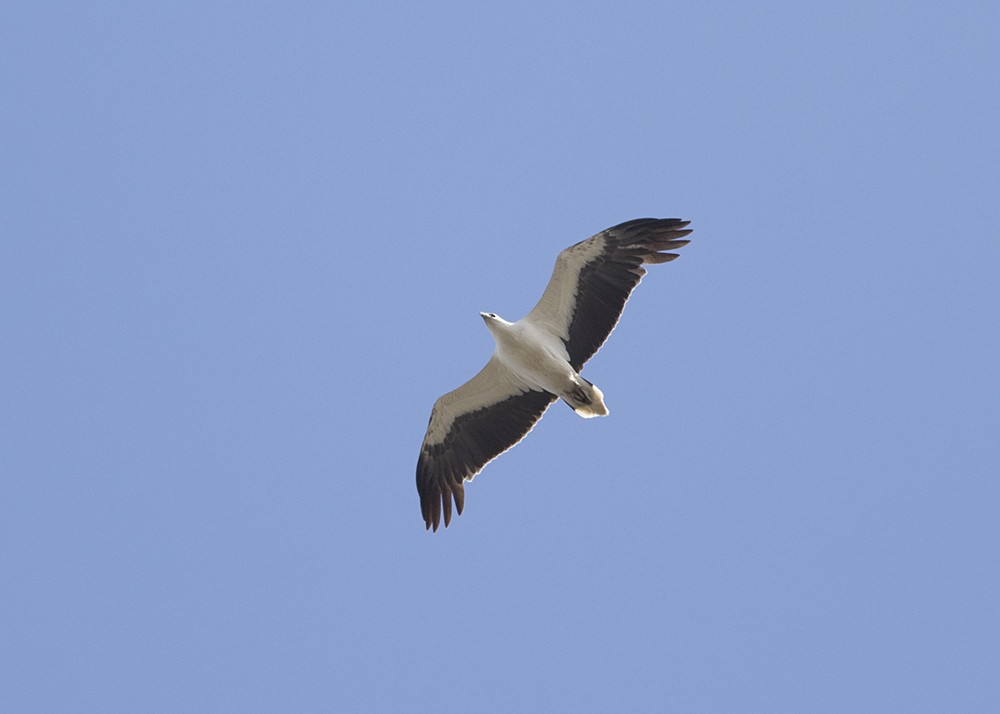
[[479, 312, 489, 320]]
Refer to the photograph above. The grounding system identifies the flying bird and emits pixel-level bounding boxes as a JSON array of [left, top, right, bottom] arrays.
[[416, 217, 693, 530]]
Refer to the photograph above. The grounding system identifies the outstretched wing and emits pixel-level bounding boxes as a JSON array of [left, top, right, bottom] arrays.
[[416, 356, 557, 531], [524, 218, 692, 370]]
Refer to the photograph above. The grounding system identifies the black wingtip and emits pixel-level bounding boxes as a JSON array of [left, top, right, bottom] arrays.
[[420, 486, 454, 532]]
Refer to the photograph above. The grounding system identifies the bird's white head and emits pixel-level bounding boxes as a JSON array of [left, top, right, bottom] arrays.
[[479, 312, 510, 337]]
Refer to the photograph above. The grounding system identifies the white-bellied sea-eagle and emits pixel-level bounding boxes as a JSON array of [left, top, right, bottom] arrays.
[[416, 217, 693, 530]]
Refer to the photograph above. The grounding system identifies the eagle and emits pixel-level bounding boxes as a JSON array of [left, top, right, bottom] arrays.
[[416, 217, 693, 530]]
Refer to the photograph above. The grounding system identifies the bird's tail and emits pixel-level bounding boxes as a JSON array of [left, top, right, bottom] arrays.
[[566, 379, 609, 418]]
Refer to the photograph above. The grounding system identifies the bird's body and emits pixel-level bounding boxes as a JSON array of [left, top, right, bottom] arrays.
[[481, 314, 607, 418], [417, 217, 693, 530]]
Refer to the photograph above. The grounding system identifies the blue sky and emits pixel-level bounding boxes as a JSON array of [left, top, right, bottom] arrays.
[[3, 2, 998, 711]]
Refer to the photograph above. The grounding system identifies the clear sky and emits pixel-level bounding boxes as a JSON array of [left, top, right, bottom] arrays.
[[3, 2, 998, 712]]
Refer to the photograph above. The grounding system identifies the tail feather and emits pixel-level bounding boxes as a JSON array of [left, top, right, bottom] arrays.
[[567, 380, 609, 418]]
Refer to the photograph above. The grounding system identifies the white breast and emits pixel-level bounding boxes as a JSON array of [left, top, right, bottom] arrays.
[[493, 320, 574, 395]]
